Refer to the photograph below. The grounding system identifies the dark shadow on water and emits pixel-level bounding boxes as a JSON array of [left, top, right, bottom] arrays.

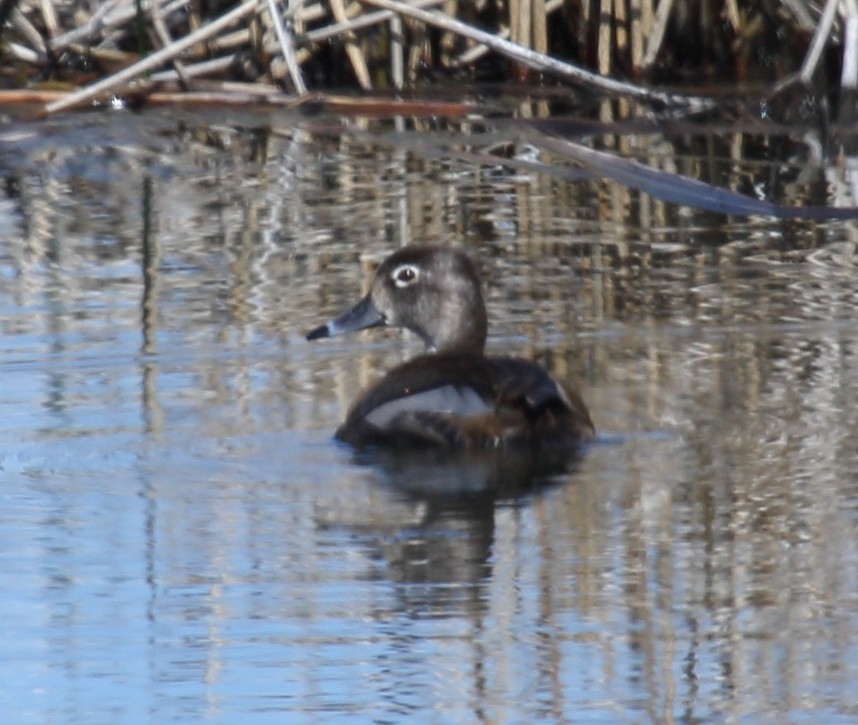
[[350, 444, 589, 507], [337, 445, 590, 617]]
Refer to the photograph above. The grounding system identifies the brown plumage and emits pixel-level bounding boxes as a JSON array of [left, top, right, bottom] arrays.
[[307, 246, 595, 450]]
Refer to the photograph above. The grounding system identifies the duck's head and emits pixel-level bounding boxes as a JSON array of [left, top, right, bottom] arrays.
[[306, 246, 488, 354]]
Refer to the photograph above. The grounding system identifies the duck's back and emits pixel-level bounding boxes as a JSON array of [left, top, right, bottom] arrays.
[[335, 352, 595, 449]]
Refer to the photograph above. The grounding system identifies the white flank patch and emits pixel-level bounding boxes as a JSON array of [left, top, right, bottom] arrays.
[[365, 386, 491, 429]]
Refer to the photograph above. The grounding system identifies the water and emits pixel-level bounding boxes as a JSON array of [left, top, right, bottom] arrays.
[[1, 104, 857, 724]]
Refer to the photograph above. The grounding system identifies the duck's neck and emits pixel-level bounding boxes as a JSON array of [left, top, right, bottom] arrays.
[[428, 303, 487, 355]]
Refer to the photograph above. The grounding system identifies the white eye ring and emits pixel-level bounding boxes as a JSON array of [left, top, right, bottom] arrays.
[[392, 264, 419, 288]]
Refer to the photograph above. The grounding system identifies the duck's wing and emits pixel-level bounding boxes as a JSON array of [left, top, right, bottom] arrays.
[[486, 357, 595, 444], [335, 353, 594, 449], [336, 354, 497, 447]]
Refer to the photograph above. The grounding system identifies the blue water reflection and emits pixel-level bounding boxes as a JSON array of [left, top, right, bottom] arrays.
[[1, 111, 858, 723]]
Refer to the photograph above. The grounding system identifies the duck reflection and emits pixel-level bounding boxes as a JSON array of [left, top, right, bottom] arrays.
[[335, 446, 585, 616], [355, 444, 583, 502]]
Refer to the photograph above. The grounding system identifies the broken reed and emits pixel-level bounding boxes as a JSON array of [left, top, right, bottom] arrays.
[[0, 0, 848, 97]]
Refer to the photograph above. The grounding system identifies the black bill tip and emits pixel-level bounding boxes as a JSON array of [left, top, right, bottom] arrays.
[[306, 294, 386, 344], [306, 324, 331, 341]]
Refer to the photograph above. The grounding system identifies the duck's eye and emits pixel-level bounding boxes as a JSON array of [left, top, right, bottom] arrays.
[[392, 265, 419, 287]]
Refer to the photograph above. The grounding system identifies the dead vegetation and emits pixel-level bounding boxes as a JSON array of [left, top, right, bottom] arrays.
[[0, 0, 854, 118]]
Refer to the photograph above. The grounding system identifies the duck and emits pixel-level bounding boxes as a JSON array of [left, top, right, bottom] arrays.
[[306, 245, 595, 450]]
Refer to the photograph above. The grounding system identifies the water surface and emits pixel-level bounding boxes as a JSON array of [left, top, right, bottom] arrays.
[[1, 104, 857, 724]]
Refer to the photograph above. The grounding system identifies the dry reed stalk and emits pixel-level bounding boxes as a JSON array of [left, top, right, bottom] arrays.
[[329, 0, 372, 89], [360, 0, 712, 108], [406, 17, 428, 83], [510, 0, 524, 48], [37, 0, 58, 37], [209, 28, 252, 51], [450, 27, 508, 67], [614, 0, 629, 67], [452, 0, 561, 67], [390, 10, 404, 89], [532, 0, 547, 56], [266, 0, 307, 93], [284, 1, 306, 71], [802, 0, 841, 82], [149, 56, 235, 82], [724, 0, 740, 29], [290, 0, 305, 38], [0, 88, 72, 103], [150, 0, 191, 88], [598, 0, 611, 75], [7, 42, 40, 64], [11, 7, 47, 55], [43, 0, 262, 114], [48, 0, 185, 52], [291, 2, 328, 24], [280, 0, 444, 47], [782, 0, 816, 29], [641, 0, 673, 69], [639, 0, 652, 37], [629, 0, 643, 71], [844, 1, 858, 81], [440, 0, 457, 65], [187, 0, 200, 36], [66, 43, 138, 65]]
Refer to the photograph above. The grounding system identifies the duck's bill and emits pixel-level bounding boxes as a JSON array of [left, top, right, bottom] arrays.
[[306, 294, 386, 341]]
